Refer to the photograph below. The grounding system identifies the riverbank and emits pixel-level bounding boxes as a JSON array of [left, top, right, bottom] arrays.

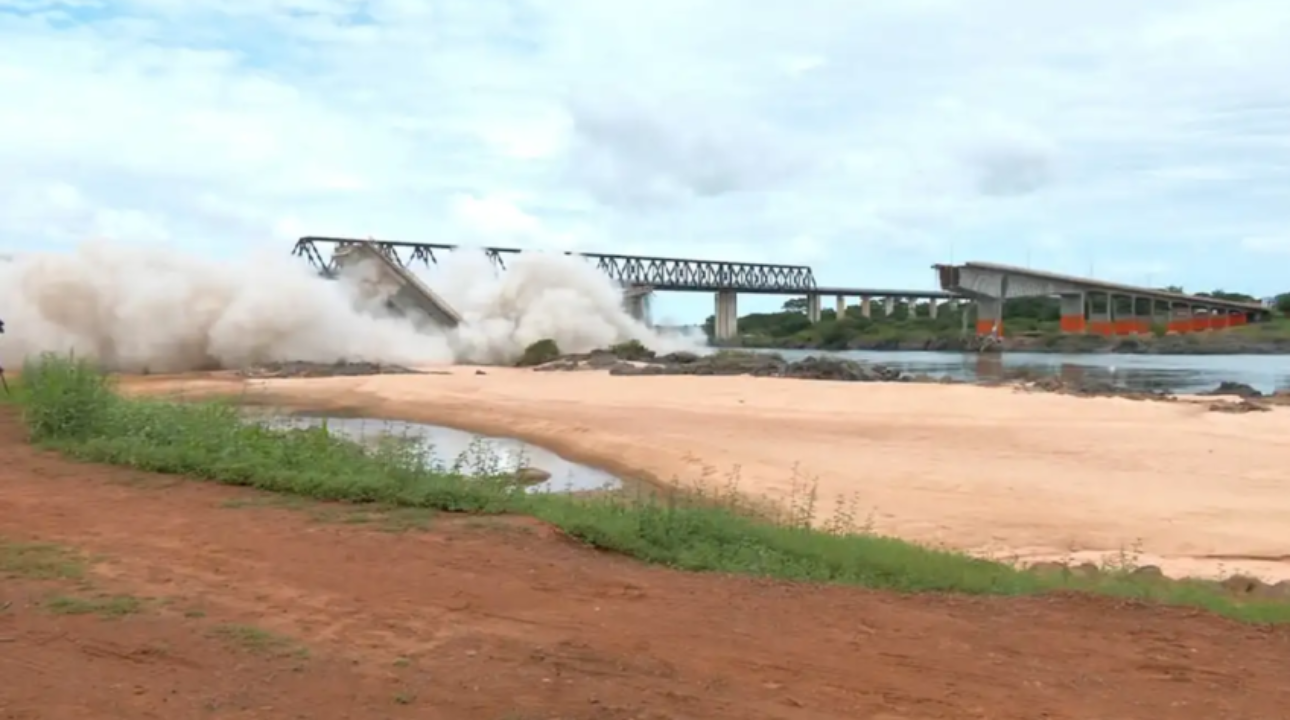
[[7, 361, 1290, 720], [116, 360, 1290, 582]]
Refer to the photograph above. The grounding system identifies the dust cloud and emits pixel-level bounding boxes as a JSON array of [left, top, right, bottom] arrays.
[[0, 241, 703, 372]]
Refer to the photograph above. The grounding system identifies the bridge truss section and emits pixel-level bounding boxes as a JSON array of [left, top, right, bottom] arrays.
[[292, 236, 819, 293]]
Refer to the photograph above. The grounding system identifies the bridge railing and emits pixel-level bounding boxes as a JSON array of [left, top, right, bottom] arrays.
[[293, 236, 819, 293]]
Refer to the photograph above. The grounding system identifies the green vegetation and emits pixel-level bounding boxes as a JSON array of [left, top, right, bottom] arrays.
[[10, 353, 1290, 622], [0, 540, 86, 580], [210, 623, 306, 657], [516, 338, 561, 366], [706, 289, 1289, 350], [43, 593, 144, 618]]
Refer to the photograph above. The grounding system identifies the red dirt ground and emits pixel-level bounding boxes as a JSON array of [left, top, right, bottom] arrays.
[[1, 410, 1287, 719]]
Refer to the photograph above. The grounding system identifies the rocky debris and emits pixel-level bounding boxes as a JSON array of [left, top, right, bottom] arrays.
[[1027, 561, 1103, 580], [608, 352, 908, 382], [532, 349, 907, 382], [1024, 561, 1290, 599], [1012, 375, 1175, 402], [238, 361, 422, 379], [1208, 398, 1271, 413], [1201, 381, 1263, 398]]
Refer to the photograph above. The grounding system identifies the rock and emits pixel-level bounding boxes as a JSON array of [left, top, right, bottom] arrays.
[[1220, 574, 1267, 595], [1259, 580, 1290, 601], [238, 361, 421, 379], [1011, 373, 1174, 402], [1208, 399, 1271, 413], [475, 369, 487, 376], [585, 350, 620, 368], [511, 467, 552, 486], [533, 359, 583, 372], [1202, 381, 1263, 398], [657, 351, 700, 365]]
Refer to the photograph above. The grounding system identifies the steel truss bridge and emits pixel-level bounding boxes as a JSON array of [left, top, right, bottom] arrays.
[[294, 236, 821, 293]]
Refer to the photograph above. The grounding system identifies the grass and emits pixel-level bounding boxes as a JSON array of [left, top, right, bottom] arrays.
[[10, 352, 1290, 623], [43, 593, 144, 618], [0, 540, 86, 580], [210, 623, 306, 657]]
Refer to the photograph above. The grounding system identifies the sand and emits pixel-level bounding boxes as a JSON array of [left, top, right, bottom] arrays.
[[126, 369, 1290, 581]]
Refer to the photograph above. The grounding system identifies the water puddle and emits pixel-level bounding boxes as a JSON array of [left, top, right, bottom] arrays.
[[267, 414, 622, 494]]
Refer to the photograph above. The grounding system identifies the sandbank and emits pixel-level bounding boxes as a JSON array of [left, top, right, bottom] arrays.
[[125, 368, 1290, 581]]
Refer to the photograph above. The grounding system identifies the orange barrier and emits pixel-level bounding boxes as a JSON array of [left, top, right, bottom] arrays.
[[978, 311, 1248, 337], [1059, 315, 1086, 333], [975, 319, 1003, 335], [1113, 319, 1147, 335]]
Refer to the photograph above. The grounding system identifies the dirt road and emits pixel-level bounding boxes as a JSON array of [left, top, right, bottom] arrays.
[[2, 408, 1288, 719]]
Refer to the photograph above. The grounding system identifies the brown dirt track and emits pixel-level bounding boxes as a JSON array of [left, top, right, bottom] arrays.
[[1, 410, 1288, 719]]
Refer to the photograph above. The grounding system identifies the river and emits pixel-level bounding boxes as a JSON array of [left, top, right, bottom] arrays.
[[763, 350, 1290, 394]]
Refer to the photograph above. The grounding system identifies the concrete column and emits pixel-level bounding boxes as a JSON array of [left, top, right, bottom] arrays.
[[1058, 292, 1085, 333], [622, 294, 650, 324], [883, 297, 895, 317], [1088, 292, 1112, 335], [976, 297, 1003, 337], [860, 296, 872, 318], [806, 293, 822, 323], [835, 295, 846, 317], [927, 299, 938, 319], [1151, 299, 1167, 328], [713, 291, 739, 341]]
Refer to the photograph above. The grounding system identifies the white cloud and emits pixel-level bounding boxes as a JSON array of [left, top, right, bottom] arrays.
[[2, 0, 1290, 319]]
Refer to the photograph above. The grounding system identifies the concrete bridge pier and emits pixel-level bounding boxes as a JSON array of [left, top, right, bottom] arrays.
[[883, 297, 895, 317], [835, 295, 846, 317], [806, 293, 822, 323], [860, 296, 872, 318], [927, 299, 939, 319], [622, 292, 652, 326], [1059, 292, 1086, 333], [975, 297, 1003, 336], [714, 290, 739, 341]]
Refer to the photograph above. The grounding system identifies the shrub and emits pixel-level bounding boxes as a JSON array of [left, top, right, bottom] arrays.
[[516, 339, 561, 367]]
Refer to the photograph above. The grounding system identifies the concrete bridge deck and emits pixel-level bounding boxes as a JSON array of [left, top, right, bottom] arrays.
[[330, 241, 462, 329], [935, 261, 1272, 336]]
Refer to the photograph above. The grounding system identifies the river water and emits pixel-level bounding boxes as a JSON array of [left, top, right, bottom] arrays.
[[766, 350, 1290, 394], [269, 415, 623, 494]]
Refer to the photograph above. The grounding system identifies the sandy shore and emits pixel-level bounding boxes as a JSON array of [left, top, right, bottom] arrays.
[[123, 368, 1290, 581]]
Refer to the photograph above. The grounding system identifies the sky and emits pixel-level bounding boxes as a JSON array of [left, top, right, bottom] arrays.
[[2, 0, 1289, 322]]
